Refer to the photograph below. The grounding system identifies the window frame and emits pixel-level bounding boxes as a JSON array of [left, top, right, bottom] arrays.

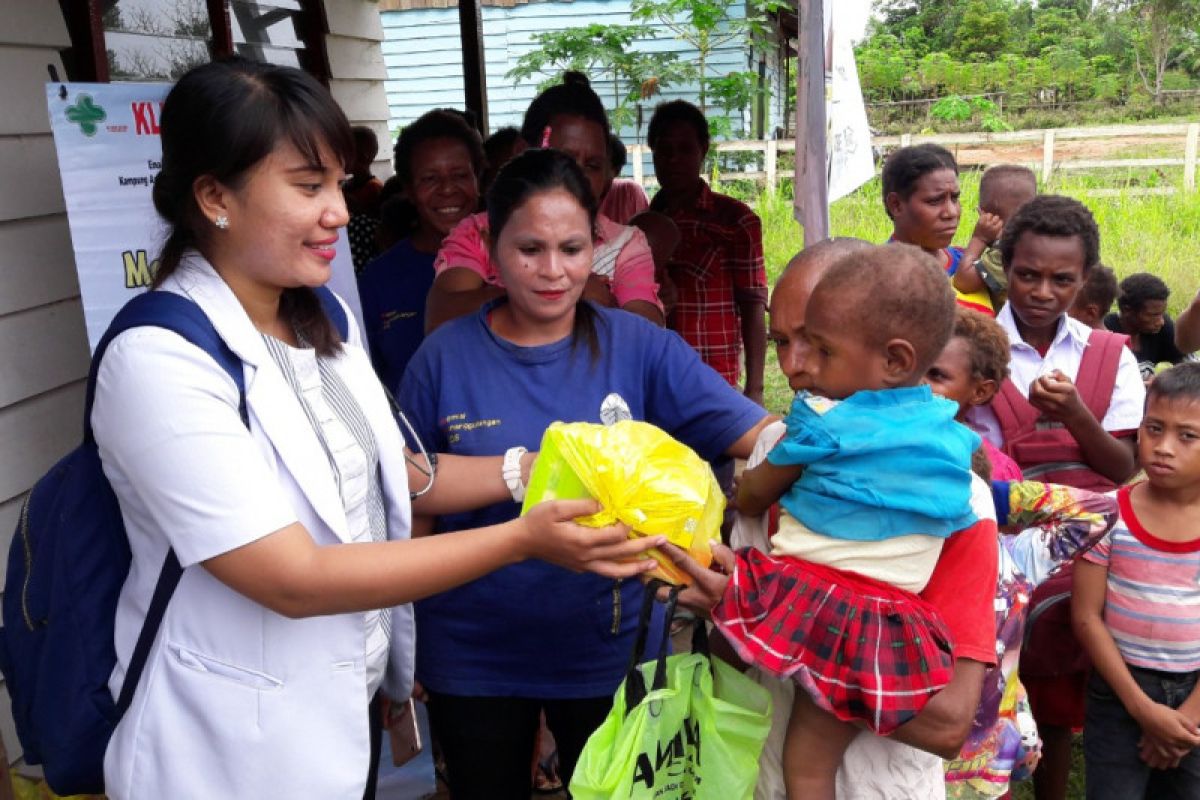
[[57, 0, 331, 84]]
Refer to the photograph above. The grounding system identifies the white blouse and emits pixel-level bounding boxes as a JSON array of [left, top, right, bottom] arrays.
[[262, 334, 390, 696]]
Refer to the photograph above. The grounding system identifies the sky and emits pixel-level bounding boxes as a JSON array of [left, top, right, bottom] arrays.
[[840, 0, 875, 44]]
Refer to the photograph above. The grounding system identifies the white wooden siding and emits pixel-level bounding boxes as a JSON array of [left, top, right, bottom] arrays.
[[0, 302, 90, 409], [0, 7, 82, 774], [4, 0, 73, 48], [0, 385, 86, 523], [0, 137, 66, 222], [326, 0, 396, 178], [0, 216, 80, 317]]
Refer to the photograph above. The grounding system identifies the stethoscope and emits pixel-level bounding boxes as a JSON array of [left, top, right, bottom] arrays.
[[384, 387, 437, 500]]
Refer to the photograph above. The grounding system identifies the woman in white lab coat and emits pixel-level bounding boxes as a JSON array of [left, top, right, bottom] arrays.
[[91, 57, 659, 799]]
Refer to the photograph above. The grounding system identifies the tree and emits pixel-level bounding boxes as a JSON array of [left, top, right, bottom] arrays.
[[873, 0, 965, 52], [953, 0, 1011, 59], [1044, 43, 1089, 101], [506, 24, 688, 129], [855, 33, 918, 101], [630, 0, 779, 121], [1118, 0, 1200, 103]]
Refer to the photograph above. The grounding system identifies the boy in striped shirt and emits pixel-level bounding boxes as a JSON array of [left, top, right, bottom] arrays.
[[1073, 361, 1200, 798]]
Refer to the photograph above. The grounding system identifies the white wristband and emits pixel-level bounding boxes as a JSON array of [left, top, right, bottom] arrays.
[[503, 446, 528, 503]]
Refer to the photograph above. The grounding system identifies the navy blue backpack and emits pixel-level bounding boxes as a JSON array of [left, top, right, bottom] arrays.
[[0, 287, 347, 794]]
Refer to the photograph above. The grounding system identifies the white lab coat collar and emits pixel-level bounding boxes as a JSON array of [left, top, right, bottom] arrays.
[[995, 301, 1089, 356], [161, 252, 353, 542]]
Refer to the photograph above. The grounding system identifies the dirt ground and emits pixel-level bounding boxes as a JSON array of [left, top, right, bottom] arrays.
[[944, 134, 1184, 167]]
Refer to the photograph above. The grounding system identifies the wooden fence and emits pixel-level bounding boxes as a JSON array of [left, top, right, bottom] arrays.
[[862, 90, 1200, 123], [627, 121, 1200, 196]]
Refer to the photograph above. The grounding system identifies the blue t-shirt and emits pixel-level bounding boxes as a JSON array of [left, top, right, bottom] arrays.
[[398, 301, 764, 697], [770, 386, 980, 541], [357, 238, 436, 395]]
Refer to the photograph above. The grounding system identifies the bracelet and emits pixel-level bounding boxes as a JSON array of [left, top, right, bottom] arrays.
[[502, 446, 528, 503]]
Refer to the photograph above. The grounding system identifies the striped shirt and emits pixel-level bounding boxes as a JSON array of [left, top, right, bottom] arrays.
[[1082, 484, 1200, 672], [262, 334, 391, 696]]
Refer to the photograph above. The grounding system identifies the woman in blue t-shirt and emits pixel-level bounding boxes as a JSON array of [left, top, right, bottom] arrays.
[[358, 110, 484, 394], [399, 149, 773, 799]]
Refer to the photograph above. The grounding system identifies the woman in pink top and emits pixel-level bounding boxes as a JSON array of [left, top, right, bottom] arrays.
[[599, 133, 649, 225], [425, 73, 663, 332]]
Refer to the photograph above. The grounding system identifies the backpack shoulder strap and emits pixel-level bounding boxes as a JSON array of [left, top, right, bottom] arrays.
[[991, 377, 1039, 443], [87, 288, 349, 440], [315, 286, 349, 342], [1076, 329, 1129, 421], [85, 291, 247, 441], [85, 290, 250, 718]]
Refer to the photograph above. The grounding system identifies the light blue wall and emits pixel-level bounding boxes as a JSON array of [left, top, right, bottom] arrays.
[[380, 0, 786, 155]]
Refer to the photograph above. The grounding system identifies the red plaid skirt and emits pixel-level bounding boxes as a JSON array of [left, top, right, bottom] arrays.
[[712, 548, 955, 734]]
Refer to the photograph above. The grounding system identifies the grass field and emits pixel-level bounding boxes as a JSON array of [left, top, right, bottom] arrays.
[[736, 172, 1200, 415]]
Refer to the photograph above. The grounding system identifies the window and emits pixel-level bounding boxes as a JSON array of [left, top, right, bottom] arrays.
[[104, 0, 213, 80], [58, 0, 329, 83]]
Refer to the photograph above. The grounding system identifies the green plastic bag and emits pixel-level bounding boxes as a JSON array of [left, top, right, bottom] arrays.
[[570, 585, 772, 800]]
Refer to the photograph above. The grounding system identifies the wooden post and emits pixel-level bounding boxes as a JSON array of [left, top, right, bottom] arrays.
[[1042, 129, 1055, 184], [765, 139, 778, 193], [1185, 123, 1199, 191], [793, 0, 829, 245], [458, 0, 489, 135], [632, 144, 645, 188]]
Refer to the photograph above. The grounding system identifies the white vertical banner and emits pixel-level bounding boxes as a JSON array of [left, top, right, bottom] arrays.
[[794, 0, 875, 240], [46, 82, 363, 351], [825, 3, 875, 203]]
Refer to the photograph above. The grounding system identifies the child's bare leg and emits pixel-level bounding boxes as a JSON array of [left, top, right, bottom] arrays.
[[782, 689, 858, 800], [708, 627, 750, 671]]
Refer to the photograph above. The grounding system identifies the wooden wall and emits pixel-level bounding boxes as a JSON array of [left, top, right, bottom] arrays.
[[327, 0, 396, 178], [379, 0, 785, 160], [0, 0, 90, 770]]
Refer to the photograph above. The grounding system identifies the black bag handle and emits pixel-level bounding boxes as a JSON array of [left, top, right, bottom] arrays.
[[690, 607, 709, 658], [624, 581, 681, 710], [623, 580, 663, 678]]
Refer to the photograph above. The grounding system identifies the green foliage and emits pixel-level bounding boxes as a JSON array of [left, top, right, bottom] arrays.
[[1122, 0, 1200, 102], [930, 95, 973, 121], [631, 0, 780, 132], [979, 112, 1013, 132], [511, 0, 779, 141], [954, 0, 1011, 59], [505, 23, 688, 129], [858, 0, 1200, 128]]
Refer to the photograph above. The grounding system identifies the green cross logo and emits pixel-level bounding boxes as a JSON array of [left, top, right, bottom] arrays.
[[65, 94, 106, 136]]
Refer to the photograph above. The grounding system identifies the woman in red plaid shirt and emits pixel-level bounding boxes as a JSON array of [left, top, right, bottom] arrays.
[[647, 100, 768, 405]]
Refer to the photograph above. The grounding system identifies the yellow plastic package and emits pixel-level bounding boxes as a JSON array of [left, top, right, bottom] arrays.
[[521, 420, 725, 585], [9, 771, 102, 800]]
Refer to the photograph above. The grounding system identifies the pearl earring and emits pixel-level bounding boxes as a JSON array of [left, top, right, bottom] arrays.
[[215, 215, 229, 230]]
